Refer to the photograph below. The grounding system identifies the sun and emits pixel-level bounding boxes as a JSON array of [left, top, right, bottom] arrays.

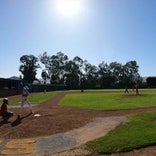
[[56, 0, 82, 17]]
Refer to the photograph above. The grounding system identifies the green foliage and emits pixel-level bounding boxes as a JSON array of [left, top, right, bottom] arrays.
[[39, 52, 141, 88], [87, 112, 156, 154], [19, 55, 40, 83], [147, 77, 156, 87]]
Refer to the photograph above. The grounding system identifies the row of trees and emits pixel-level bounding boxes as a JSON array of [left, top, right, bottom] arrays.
[[146, 77, 156, 87], [19, 52, 141, 89]]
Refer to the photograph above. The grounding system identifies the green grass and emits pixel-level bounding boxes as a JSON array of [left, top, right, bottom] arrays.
[[87, 112, 156, 154], [60, 90, 156, 110], [66, 89, 125, 92], [8, 91, 57, 105]]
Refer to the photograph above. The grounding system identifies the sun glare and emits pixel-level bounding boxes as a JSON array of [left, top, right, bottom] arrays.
[[56, 0, 82, 17]]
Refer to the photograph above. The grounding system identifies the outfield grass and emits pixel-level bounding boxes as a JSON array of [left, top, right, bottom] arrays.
[[60, 89, 156, 110], [87, 112, 156, 154], [60, 89, 156, 154], [8, 91, 57, 105]]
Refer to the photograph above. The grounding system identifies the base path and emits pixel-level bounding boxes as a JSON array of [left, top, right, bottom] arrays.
[[0, 116, 127, 156]]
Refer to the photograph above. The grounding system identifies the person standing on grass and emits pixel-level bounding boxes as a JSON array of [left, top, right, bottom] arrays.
[[18, 86, 33, 117], [135, 84, 139, 95], [125, 86, 129, 93]]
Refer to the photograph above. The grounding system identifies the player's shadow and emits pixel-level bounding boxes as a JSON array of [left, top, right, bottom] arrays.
[[11, 113, 32, 127], [0, 118, 11, 127]]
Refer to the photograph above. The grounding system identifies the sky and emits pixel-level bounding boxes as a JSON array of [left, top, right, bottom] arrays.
[[1, 0, 156, 79]]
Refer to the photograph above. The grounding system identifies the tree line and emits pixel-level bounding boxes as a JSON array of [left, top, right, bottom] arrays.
[[146, 77, 156, 88], [19, 52, 142, 89]]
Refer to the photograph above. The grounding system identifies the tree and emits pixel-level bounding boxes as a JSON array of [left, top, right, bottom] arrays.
[[109, 62, 123, 84], [84, 62, 98, 88], [146, 77, 156, 88], [98, 61, 114, 88], [19, 55, 40, 83], [39, 52, 54, 84], [39, 51, 141, 89], [41, 70, 49, 84], [122, 61, 140, 87], [39, 52, 68, 84], [64, 60, 80, 88], [73, 56, 86, 88], [56, 52, 69, 84]]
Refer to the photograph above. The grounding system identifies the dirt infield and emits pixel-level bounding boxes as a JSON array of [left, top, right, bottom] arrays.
[[1, 91, 156, 155]]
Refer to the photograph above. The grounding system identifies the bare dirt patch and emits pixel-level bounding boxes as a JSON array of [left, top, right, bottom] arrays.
[[123, 93, 148, 98]]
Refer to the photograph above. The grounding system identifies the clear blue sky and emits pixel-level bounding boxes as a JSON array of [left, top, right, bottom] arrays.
[[1, 0, 156, 78]]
